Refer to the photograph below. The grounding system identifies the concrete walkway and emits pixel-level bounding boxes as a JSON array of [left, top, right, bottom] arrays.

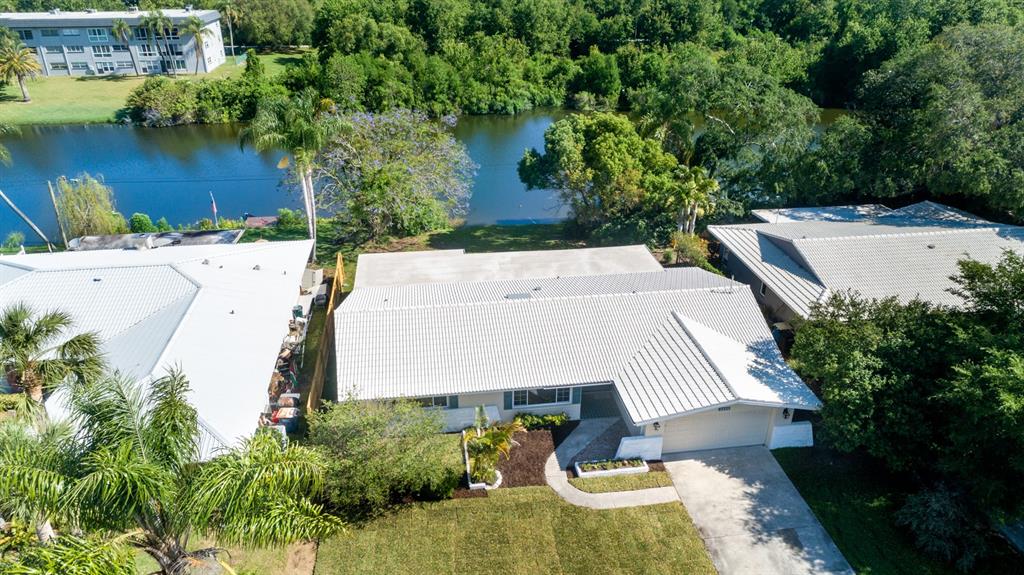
[[664, 447, 854, 575], [544, 417, 680, 509]]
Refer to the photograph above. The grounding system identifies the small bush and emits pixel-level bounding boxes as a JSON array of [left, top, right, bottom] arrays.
[[276, 208, 306, 231], [3, 231, 24, 249], [895, 484, 990, 571], [128, 213, 157, 233], [514, 412, 569, 430], [672, 231, 720, 274], [0, 393, 22, 411]]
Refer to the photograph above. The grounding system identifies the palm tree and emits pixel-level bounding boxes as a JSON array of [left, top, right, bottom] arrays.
[[217, 0, 238, 64], [0, 42, 42, 102], [141, 10, 175, 76], [240, 89, 344, 261], [0, 368, 342, 574], [182, 15, 213, 75], [110, 18, 140, 76], [667, 165, 720, 234], [0, 303, 104, 405], [0, 122, 19, 166]]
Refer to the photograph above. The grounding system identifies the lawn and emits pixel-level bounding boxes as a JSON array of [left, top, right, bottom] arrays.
[[568, 471, 674, 493], [134, 541, 317, 575], [313, 486, 715, 575], [774, 445, 1022, 575], [0, 51, 305, 125]]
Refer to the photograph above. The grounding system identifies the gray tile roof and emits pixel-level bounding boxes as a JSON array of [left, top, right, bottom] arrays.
[[710, 201, 1024, 317], [335, 261, 820, 425]]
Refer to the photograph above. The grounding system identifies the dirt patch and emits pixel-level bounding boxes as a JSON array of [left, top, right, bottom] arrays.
[[452, 487, 488, 499], [284, 541, 318, 575], [648, 461, 666, 472], [497, 430, 555, 487]]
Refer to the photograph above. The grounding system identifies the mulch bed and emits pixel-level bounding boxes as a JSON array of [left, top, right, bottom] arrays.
[[496, 429, 556, 487], [452, 487, 488, 499]]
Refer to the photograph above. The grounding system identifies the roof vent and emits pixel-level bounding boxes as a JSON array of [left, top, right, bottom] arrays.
[[92, 277, 101, 282], [253, 264, 261, 271], [505, 293, 532, 300], [202, 259, 210, 265], [531, 286, 541, 292], [927, 244, 936, 249]]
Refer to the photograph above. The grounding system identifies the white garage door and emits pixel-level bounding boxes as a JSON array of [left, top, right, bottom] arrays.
[[660, 405, 772, 453]]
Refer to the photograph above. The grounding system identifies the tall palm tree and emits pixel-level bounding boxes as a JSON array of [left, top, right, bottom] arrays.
[[240, 89, 344, 261], [0, 303, 104, 405], [0, 42, 42, 102], [217, 0, 238, 64], [182, 15, 213, 75], [110, 18, 140, 76], [0, 368, 342, 574], [141, 10, 175, 76], [0, 122, 19, 166]]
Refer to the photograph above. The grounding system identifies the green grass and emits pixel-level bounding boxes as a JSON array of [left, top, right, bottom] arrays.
[[568, 471, 674, 493], [0, 51, 306, 125], [313, 486, 714, 575], [774, 446, 1021, 575]]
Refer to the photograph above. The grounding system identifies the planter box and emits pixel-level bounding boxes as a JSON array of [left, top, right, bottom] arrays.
[[574, 459, 649, 479], [468, 469, 503, 491]]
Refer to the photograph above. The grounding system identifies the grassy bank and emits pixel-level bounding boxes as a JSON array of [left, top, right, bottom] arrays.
[[774, 446, 1021, 575], [0, 52, 304, 125], [313, 486, 714, 575]]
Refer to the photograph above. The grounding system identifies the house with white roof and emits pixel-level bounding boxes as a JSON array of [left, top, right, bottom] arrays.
[[710, 201, 1024, 321], [332, 246, 821, 457], [0, 240, 313, 456]]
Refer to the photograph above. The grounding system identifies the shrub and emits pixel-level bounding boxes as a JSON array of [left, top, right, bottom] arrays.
[[0, 393, 21, 411], [3, 231, 24, 249], [307, 398, 462, 513], [672, 231, 720, 274], [276, 208, 306, 231], [514, 412, 569, 430], [155, 217, 173, 232], [464, 410, 526, 484], [128, 212, 157, 233], [895, 485, 990, 571]]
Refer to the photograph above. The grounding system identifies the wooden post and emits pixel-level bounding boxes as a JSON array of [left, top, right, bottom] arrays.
[[0, 188, 53, 252], [48, 181, 69, 249]]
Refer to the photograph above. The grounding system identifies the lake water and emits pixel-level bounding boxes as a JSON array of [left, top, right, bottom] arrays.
[[0, 111, 568, 242]]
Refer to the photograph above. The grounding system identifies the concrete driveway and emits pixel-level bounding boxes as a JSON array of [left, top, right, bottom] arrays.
[[664, 446, 854, 575]]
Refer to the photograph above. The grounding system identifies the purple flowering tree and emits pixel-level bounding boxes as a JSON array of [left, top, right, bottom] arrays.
[[317, 110, 476, 238]]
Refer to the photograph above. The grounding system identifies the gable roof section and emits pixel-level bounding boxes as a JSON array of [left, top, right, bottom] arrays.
[[335, 264, 820, 425], [710, 202, 1024, 317]]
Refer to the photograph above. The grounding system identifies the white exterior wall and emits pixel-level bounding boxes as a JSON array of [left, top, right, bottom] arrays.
[[644, 405, 780, 454]]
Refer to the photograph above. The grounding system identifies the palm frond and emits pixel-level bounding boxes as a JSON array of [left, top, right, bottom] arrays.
[[142, 366, 199, 472], [66, 441, 170, 531]]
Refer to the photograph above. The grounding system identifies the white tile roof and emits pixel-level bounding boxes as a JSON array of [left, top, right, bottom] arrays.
[[752, 204, 892, 223], [711, 201, 1024, 317], [0, 241, 312, 450], [353, 245, 662, 288], [335, 254, 820, 425]]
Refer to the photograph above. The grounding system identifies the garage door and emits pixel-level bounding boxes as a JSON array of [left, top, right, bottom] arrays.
[[661, 405, 772, 453]]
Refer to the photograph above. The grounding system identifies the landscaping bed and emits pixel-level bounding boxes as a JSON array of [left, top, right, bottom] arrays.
[[495, 430, 555, 487], [569, 470, 674, 493]]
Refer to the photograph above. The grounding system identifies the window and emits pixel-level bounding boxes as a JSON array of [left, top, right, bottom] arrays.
[[43, 45, 63, 54], [65, 45, 84, 53], [92, 45, 112, 57], [133, 27, 148, 40], [96, 61, 115, 73], [116, 61, 134, 69], [159, 44, 183, 56], [759, 282, 768, 297], [112, 44, 129, 52], [17, 29, 33, 41], [174, 59, 186, 70], [71, 62, 89, 71], [512, 388, 571, 407], [138, 45, 156, 57], [62, 29, 81, 36], [141, 60, 162, 73], [50, 62, 68, 71], [416, 396, 449, 409], [157, 27, 179, 40], [41, 29, 59, 37], [87, 28, 108, 42]]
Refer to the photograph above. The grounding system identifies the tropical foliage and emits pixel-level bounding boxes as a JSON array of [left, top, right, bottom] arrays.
[[0, 368, 342, 574], [791, 252, 1024, 569], [306, 398, 463, 514], [0, 40, 40, 102], [463, 407, 525, 484], [53, 174, 128, 238]]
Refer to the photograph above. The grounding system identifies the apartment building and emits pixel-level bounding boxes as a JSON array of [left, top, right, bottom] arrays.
[[0, 7, 225, 76]]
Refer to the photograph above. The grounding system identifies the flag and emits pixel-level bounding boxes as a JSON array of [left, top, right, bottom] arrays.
[[209, 191, 219, 227]]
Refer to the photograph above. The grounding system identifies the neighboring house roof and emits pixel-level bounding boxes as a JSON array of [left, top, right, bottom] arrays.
[[69, 230, 243, 251], [752, 204, 893, 223], [710, 201, 1024, 317], [353, 245, 663, 289], [0, 240, 312, 451], [335, 252, 820, 426]]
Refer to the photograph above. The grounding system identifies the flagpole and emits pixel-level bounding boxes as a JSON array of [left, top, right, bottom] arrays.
[[209, 191, 219, 228]]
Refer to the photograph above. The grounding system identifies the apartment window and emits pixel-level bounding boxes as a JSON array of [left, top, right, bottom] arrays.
[[41, 29, 59, 37], [17, 29, 34, 41], [50, 62, 68, 71], [174, 59, 187, 70], [759, 282, 768, 297], [112, 44, 129, 52], [71, 62, 89, 71], [512, 387, 571, 407], [96, 61, 115, 73], [43, 46, 63, 54], [116, 61, 134, 69], [87, 28, 108, 42], [159, 44, 183, 56], [133, 27, 148, 40], [138, 45, 156, 57], [62, 29, 80, 36], [92, 45, 112, 58], [65, 45, 84, 53], [156, 27, 179, 40], [416, 396, 449, 409]]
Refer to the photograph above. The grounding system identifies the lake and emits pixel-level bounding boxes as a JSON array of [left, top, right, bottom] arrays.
[[0, 111, 569, 242]]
